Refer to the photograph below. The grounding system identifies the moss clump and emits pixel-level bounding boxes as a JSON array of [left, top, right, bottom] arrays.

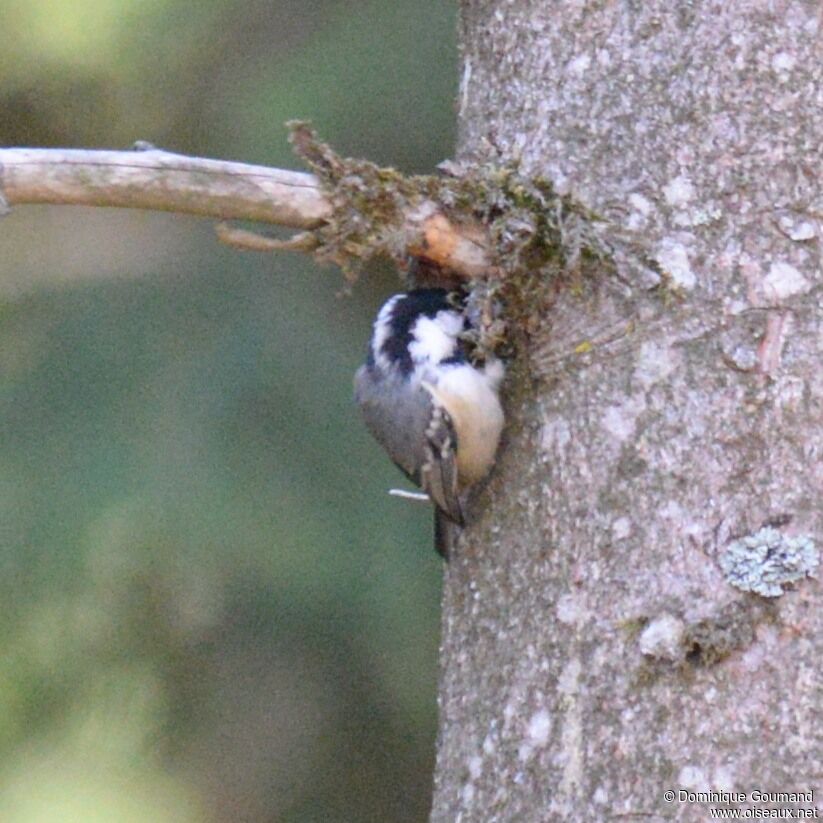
[[289, 121, 427, 280], [288, 122, 663, 357], [288, 122, 620, 284], [437, 161, 605, 276]]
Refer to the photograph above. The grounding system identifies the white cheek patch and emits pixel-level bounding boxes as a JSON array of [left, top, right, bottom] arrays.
[[434, 309, 465, 337], [408, 310, 463, 364]]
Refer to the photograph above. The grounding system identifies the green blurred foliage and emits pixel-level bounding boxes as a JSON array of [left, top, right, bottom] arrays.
[[0, 2, 457, 821]]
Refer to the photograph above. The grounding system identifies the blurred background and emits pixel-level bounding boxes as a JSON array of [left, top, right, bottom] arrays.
[[0, 2, 457, 821]]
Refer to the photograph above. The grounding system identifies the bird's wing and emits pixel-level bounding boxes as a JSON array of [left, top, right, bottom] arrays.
[[419, 386, 464, 526]]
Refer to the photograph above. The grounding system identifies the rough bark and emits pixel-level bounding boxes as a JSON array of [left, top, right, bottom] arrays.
[[432, 3, 823, 821]]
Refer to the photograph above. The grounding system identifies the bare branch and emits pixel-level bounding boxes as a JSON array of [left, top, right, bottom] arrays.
[[0, 147, 495, 280], [404, 201, 494, 280], [0, 147, 331, 228]]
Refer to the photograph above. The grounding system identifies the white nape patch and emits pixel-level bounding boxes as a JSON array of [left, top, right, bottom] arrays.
[[408, 309, 463, 365], [371, 294, 403, 367]]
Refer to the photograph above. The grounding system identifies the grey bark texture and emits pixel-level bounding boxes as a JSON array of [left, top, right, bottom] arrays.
[[431, 2, 823, 821]]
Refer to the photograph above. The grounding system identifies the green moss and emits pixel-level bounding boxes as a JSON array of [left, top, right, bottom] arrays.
[[288, 122, 617, 283], [287, 122, 664, 359], [288, 121, 424, 280]]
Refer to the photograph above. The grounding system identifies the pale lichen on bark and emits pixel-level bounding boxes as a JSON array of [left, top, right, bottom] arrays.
[[720, 527, 818, 597]]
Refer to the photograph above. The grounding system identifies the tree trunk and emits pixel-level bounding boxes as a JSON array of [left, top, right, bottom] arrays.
[[432, 2, 823, 820]]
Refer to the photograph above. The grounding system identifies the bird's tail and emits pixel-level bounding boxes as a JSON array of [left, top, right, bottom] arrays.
[[434, 509, 459, 560]]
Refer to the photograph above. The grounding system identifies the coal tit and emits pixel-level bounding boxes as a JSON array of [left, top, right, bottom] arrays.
[[354, 288, 504, 557]]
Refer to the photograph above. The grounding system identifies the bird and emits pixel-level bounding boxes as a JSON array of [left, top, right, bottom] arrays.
[[354, 288, 505, 557]]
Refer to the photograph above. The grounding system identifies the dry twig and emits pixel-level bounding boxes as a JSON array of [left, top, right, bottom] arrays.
[[0, 146, 493, 280]]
